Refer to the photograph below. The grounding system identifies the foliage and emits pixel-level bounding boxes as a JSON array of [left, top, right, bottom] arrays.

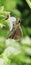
[[0, 37, 31, 65], [0, 0, 31, 65]]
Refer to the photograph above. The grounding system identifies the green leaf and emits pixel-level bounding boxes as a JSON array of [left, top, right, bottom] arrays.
[[26, 0, 31, 9], [11, 9, 21, 18], [0, 37, 6, 54], [0, 6, 4, 14]]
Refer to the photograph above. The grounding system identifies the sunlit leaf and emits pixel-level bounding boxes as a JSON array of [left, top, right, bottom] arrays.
[[0, 6, 4, 13], [26, 0, 31, 8]]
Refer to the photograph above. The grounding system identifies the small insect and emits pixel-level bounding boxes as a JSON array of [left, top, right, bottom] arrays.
[[5, 13, 23, 40]]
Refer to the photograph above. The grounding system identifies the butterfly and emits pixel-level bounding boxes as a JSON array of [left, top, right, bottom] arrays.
[[6, 17, 23, 40]]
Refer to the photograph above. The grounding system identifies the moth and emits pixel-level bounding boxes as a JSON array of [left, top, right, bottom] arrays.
[[5, 13, 23, 40]]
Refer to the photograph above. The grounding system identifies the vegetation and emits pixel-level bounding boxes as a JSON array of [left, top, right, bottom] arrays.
[[0, 0, 31, 65]]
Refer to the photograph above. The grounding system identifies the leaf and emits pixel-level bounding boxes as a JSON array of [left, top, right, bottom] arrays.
[[26, 0, 31, 9], [11, 9, 21, 18], [0, 37, 6, 54], [0, 6, 4, 13]]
